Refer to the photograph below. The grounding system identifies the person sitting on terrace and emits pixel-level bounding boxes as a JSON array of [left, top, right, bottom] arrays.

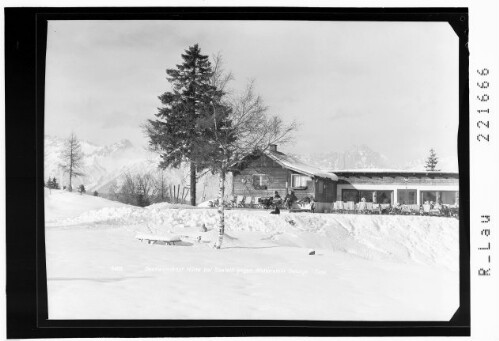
[[272, 191, 282, 207]]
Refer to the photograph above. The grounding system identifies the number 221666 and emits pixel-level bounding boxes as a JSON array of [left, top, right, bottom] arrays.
[[477, 68, 490, 142]]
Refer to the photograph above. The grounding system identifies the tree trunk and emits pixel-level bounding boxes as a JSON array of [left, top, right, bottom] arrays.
[[69, 141, 73, 191], [69, 168, 72, 191], [214, 167, 226, 249], [190, 162, 196, 206]]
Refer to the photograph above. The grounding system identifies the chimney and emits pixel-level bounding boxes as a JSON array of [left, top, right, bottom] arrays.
[[269, 144, 277, 152]]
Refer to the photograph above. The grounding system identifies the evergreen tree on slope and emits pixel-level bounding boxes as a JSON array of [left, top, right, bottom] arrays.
[[146, 44, 223, 206], [425, 148, 440, 171]]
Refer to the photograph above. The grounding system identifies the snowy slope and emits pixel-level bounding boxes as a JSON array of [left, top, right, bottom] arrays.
[[45, 190, 459, 320], [44, 188, 132, 221], [46, 190, 458, 270]]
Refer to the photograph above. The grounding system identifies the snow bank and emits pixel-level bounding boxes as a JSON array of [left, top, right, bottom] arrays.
[[45, 189, 458, 270], [44, 188, 131, 222], [45, 190, 459, 320]]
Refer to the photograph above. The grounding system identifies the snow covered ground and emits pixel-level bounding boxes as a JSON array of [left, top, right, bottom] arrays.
[[45, 189, 460, 320]]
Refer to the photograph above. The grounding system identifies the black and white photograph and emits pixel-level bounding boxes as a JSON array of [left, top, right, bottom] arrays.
[[41, 18, 463, 322]]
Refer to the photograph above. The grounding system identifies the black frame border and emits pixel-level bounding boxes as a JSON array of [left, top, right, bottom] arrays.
[[5, 7, 470, 338]]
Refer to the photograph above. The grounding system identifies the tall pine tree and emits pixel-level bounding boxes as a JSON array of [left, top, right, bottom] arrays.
[[146, 44, 223, 206], [425, 148, 440, 171]]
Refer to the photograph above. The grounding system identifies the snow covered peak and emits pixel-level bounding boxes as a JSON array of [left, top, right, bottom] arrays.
[[291, 145, 388, 171], [44, 135, 150, 191], [94, 139, 134, 157]]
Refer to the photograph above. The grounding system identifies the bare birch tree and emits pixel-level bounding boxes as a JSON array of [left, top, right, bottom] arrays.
[[59, 132, 84, 191], [203, 67, 296, 248]]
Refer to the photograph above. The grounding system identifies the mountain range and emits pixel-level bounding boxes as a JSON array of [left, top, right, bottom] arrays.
[[44, 135, 458, 197]]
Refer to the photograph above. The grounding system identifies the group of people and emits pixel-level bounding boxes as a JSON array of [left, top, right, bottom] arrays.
[[268, 190, 316, 214]]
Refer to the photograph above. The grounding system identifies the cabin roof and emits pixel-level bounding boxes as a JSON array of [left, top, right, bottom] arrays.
[[331, 169, 459, 178], [265, 150, 339, 181]]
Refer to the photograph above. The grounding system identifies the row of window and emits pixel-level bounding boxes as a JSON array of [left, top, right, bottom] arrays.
[[341, 189, 459, 205]]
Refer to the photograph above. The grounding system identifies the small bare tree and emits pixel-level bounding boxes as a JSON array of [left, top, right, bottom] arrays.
[[119, 172, 155, 206], [59, 132, 84, 191], [153, 169, 169, 202], [205, 79, 296, 249], [119, 172, 137, 205], [136, 173, 154, 206]]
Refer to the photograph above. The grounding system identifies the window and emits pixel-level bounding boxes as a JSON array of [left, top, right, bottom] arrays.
[[342, 189, 359, 202], [252, 174, 267, 189], [441, 191, 458, 205], [291, 174, 311, 188], [421, 191, 459, 205], [421, 191, 437, 204], [397, 189, 416, 205], [376, 190, 393, 204], [359, 190, 375, 202]]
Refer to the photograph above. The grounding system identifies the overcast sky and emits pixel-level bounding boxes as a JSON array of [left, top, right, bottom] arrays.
[[45, 20, 459, 166]]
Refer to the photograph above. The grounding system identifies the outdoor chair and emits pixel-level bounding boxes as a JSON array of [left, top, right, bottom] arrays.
[[273, 198, 284, 209], [333, 201, 344, 213], [366, 202, 374, 214], [390, 205, 401, 215], [209, 198, 219, 208], [380, 203, 391, 214], [410, 204, 421, 215], [448, 205, 459, 218], [236, 195, 245, 208], [439, 204, 452, 217], [293, 198, 310, 211], [400, 204, 411, 215], [357, 201, 367, 214], [258, 197, 273, 209], [372, 203, 381, 214], [346, 201, 356, 213], [253, 197, 262, 209], [222, 196, 234, 209], [243, 196, 253, 208], [429, 203, 442, 216], [228, 195, 237, 208], [422, 204, 431, 215]]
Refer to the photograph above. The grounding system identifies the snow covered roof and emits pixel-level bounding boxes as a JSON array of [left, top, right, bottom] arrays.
[[331, 169, 459, 176], [265, 150, 338, 181]]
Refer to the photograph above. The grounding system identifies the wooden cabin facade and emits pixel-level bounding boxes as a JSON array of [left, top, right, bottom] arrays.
[[231, 145, 338, 203]]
